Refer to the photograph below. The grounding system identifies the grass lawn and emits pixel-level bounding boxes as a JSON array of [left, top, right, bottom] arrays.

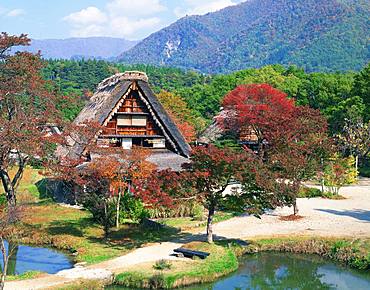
[[17, 202, 181, 265], [2, 167, 181, 265]]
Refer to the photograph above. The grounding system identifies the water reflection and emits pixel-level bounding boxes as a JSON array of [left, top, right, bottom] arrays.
[[183, 253, 370, 290], [110, 252, 370, 290], [0, 241, 73, 275]]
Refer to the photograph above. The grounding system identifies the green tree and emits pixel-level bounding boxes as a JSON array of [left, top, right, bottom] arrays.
[[353, 63, 370, 122], [324, 154, 357, 195]]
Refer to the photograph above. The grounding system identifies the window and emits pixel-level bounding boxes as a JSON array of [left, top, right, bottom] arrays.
[[132, 115, 147, 126], [117, 115, 147, 126]]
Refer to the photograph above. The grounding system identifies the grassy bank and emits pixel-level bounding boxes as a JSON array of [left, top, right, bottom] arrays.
[[114, 241, 239, 289], [111, 237, 369, 289], [245, 236, 370, 270]]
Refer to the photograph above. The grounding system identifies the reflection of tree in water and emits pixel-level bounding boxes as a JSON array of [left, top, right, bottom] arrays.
[[247, 253, 334, 290], [0, 242, 19, 276], [6, 243, 19, 276]]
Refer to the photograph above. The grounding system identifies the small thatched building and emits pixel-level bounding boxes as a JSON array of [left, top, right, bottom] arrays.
[[66, 71, 191, 171]]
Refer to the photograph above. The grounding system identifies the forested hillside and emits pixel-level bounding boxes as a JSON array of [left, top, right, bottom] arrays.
[[44, 59, 369, 136], [117, 0, 369, 73]]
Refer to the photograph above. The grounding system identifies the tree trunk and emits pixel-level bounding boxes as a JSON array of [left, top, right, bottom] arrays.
[[0, 170, 16, 206], [116, 190, 121, 229], [0, 239, 8, 290], [293, 199, 299, 215], [206, 205, 215, 244], [355, 155, 359, 177], [321, 178, 325, 194], [103, 201, 109, 240]]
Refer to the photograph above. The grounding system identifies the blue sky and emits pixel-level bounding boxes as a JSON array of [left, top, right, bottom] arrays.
[[0, 0, 243, 40]]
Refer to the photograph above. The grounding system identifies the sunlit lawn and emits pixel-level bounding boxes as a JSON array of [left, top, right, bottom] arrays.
[[2, 167, 180, 265], [18, 202, 179, 264]]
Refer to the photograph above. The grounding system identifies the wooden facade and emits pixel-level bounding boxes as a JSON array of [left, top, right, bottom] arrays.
[[98, 82, 168, 150]]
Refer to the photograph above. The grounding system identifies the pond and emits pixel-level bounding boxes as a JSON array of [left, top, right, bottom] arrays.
[[184, 252, 370, 290], [111, 252, 370, 290], [0, 241, 74, 275]]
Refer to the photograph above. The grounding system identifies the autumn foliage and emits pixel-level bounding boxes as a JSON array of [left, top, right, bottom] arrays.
[[157, 91, 196, 142], [177, 145, 277, 243], [220, 83, 296, 148], [220, 84, 331, 215], [0, 33, 65, 206]]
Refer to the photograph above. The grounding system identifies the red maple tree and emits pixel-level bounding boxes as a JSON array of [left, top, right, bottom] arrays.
[[220, 83, 296, 155], [0, 33, 64, 206], [220, 84, 331, 215]]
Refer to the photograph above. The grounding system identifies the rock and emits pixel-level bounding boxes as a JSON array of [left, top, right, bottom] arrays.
[[74, 262, 87, 268]]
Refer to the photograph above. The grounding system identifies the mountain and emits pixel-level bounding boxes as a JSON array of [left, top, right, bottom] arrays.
[[117, 0, 369, 73], [16, 37, 138, 60]]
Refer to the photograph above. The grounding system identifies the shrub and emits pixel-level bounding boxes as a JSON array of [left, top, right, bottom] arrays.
[[153, 259, 172, 271], [0, 194, 6, 206], [149, 273, 165, 289], [191, 203, 205, 221], [119, 194, 148, 223], [298, 187, 322, 198], [324, 154, 357, 195], [147, 201, 204, 219], [359, 165, 370, 177], [79, 193, 116, 230], [322, 191, 346, 200]]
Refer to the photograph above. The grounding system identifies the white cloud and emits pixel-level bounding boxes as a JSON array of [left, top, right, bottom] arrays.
[[110, 16, 161, 37], [63, 1, 166, 39], [63, 7, 107, 26], [70, 24, 105, 38], [6, 8, 26, 17], [174, 0, 236, 18], [107, 0, 166, 17]]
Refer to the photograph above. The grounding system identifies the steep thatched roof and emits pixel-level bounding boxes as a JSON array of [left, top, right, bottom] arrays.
[[72, 71, 191, 158]]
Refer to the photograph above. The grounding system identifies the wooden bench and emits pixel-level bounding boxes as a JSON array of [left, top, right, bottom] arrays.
[[173, 248, 210, 259]]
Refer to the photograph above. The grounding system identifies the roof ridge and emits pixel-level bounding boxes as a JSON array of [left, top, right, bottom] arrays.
[[97, 71, 148, 92]]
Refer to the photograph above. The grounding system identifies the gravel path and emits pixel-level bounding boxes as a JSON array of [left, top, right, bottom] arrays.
[[5, 184, 370, 289], [210, 185, 370, 239]]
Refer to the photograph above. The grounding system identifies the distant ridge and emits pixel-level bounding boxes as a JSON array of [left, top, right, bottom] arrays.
[[117, 0, 370, 73], [15, 37, 139, 60]]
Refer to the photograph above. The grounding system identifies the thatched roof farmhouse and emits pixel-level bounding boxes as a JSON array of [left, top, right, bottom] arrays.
[[64, 71, 190, 171]]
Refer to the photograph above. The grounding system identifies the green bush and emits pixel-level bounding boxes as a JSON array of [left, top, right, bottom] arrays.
[[298, 187, 322, 198], [0, 194, 6, 206], [191, 203, 205, 221], [149, 273, 165, 289], [330, 240, 351, 255], [348, 256, 370, 270], [79, 193, 116, 230], [153, 259, 172, 271], [119, 194, 148, 223], [147, 201, 204, 219], [359, 165, 370, 177]]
